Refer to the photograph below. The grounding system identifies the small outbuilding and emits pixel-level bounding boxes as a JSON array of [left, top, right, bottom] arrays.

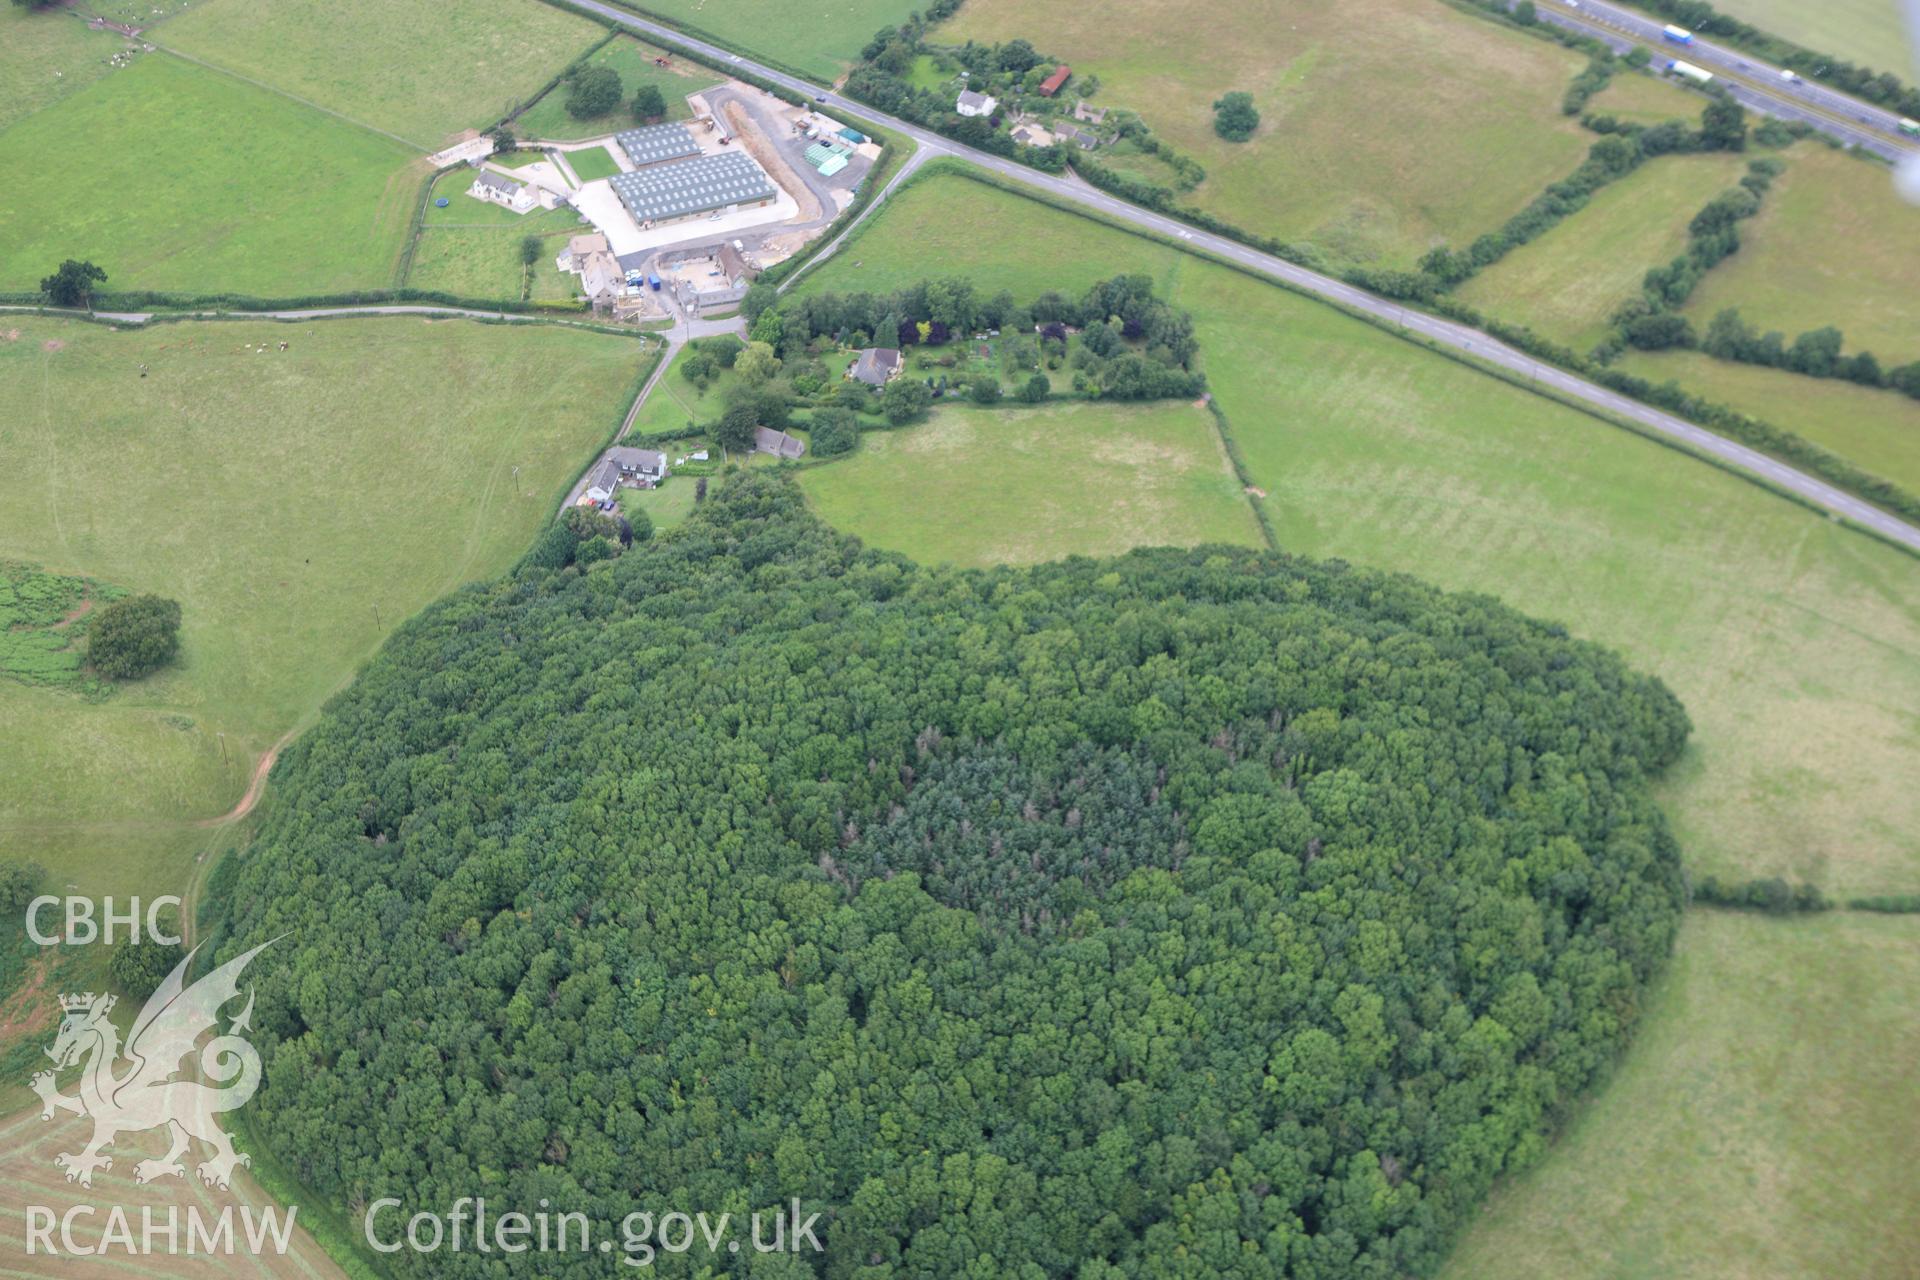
[[754, 426, 806, 460]]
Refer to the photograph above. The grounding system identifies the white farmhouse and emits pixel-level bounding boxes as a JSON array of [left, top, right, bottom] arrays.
[[956, 90, 997, 118], [470, 170, 537, 214]]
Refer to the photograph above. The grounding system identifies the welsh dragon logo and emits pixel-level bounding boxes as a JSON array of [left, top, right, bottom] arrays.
[[30, 940, 272, 1191]]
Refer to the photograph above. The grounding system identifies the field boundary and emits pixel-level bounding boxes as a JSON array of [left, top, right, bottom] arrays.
[[1204, 400, 1279, 551]]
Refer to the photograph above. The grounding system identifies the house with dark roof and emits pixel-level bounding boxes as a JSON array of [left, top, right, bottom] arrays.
[[956, 89, 997, 118], [754, 426, 805, 460], [849, 347, 902, 387], [608, 446, 669, 484], [1053, 123, 1099, 151], [1038, 65, 1071, 97]]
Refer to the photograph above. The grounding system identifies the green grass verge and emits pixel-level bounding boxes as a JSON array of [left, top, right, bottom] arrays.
[[1442, 910, 1920, 1280], [1618, 349, 1920, 497], [1456, 151, 1752, 351], [515, 34, 718, 139], [798, 400, 1264, 565], [794, 167, 1920, 899], [157, 0, 608, 146], [938, 0, 1594, 267], [0, 314, 650, 899], [0, 54, 422, 295]]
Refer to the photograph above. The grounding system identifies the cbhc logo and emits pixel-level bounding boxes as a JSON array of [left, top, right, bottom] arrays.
[[24, 896, 183, 946]]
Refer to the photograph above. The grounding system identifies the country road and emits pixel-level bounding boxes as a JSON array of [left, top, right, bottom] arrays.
[[550, 0, 1920, 555]]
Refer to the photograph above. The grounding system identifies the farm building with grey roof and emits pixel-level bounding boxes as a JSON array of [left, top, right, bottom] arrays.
[[613, 122, 703, 168], [608, 152, 777, 226]]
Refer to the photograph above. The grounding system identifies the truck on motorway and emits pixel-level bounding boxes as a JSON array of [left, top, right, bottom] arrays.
[[1901, 118, 1920, 138], [1663, 24, 1693, 44], [1667, 59, 1713, 85]]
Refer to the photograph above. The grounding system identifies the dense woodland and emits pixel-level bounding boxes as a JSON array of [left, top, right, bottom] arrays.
[[209, 477, 1690, 1277]]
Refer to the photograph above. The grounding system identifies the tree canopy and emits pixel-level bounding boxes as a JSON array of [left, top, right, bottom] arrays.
[[86, 593, 180, 679], [209, 476, 1689, 1277], [1212, 91, 1260, 142], [40, 259, 106, 308], [564, 66, 622, 120]]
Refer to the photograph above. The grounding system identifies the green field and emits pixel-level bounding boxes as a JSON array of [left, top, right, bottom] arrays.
[[406, 225, 582, 302], [797, 169, 1920, 898], [615, 0, 921, 79], [1620, 349, 1920, 496], [1586, 67, 1705, 123], [0, 4, 135, 134], [514, 35, 720, 140], [0, 54, 421, 296], [940, 0, 1592, 266], [1681, 145, 1920, 361], [0, 315, 648, 897], [1457, 152, 1752, 350], [157, 0, 606, 146], [800, 401, 1263, 565], [627, 344, 742, 436], [565, 144, 621, 181], [1442, 910, 1920, 1280], [1712, 0, 1918, 80]]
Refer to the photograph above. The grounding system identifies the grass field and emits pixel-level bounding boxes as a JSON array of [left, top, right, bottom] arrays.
[[566, 144, 622, 181], [515, 35, 720, 140], [1681, 145, 1920, 361], [156, 0, 606, 147], [1620, 349, 1920, 496], [800, 401, 1263, 565], [1456, 152, 1752, 350], [614, 0, 922, 80], [938, 0, 1592, 266], [1711, 0, 1917, 80], [628, 344, 742, 437], [0, 54, 421, 296], [405, 225, 583, 302], [0, 315, 648, 899], [1442, 910, 1920, 1280], [1586, 68, 1705, 124], [796, 169, 1920, 898], [0, 4, 135, 134]]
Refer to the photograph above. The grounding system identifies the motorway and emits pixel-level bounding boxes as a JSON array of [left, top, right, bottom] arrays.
[[1522, 0, 1918, 161], [559, 0, 1920, 554]]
